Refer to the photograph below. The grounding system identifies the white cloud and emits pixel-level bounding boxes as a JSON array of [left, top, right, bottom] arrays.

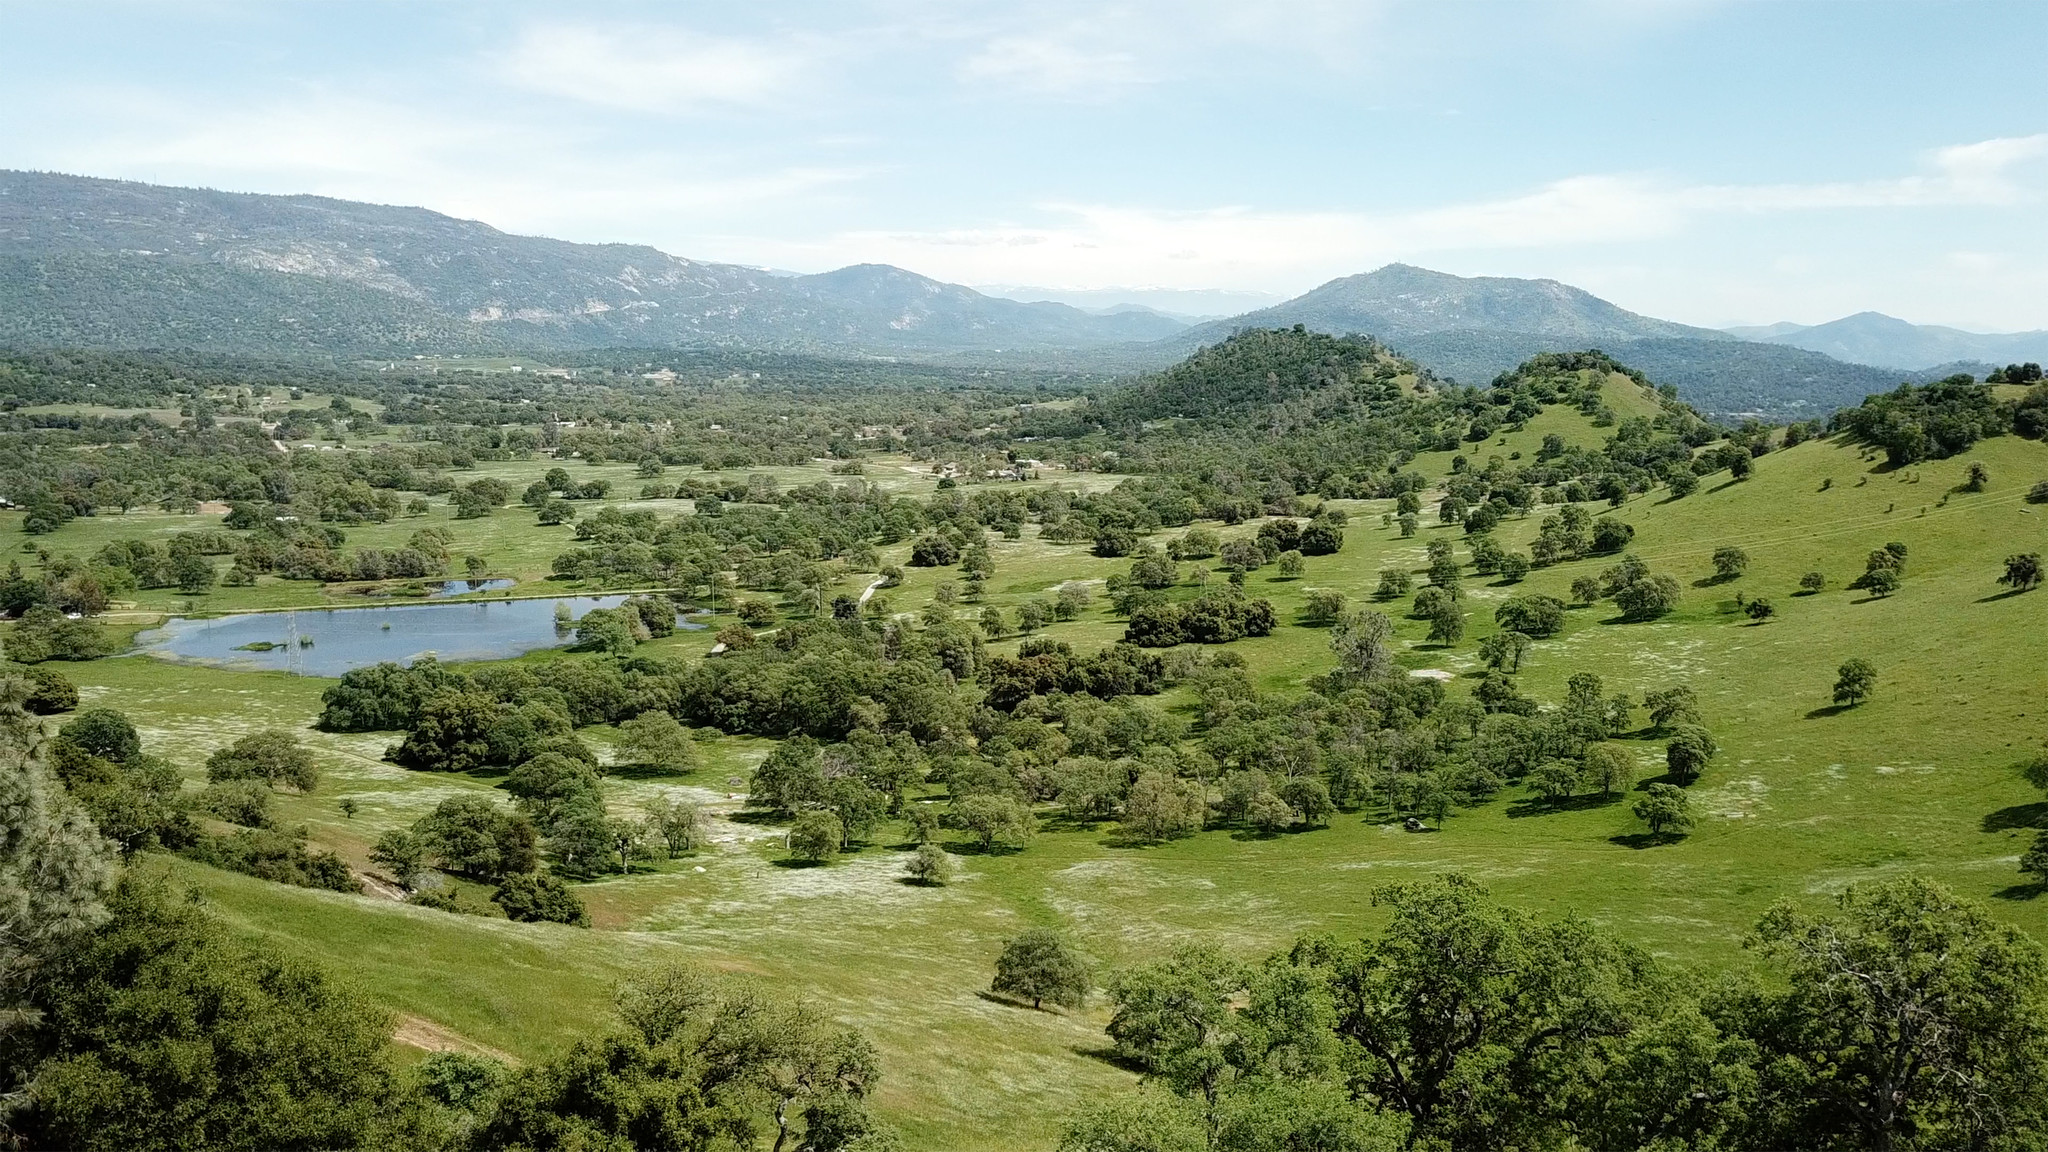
[[492, 23, 813, 114], [958, 33, 1149, 98], [38, 90, 867, 243], [1679, 133, 2048, 212], [744, 135, 2048, 293]]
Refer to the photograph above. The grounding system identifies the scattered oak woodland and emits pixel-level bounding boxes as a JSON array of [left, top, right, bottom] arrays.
[[5, 330, 2048, 1151]]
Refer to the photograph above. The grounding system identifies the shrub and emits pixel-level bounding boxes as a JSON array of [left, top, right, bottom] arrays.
[[55, 707, 139, 762], [787, 810, 844, 861], [206, 730, 319, 791], [21, 666, 78, 714], [993, 927, 1089, 1010], [491, 872, 589, 925], [904, 843, 954, 886]]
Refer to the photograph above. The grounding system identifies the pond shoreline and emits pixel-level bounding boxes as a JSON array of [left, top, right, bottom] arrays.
[[130, 594, 704, 677]]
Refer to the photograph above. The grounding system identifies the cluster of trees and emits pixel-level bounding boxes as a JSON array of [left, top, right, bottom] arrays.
[[982, 640, 1168, 712], [1061, 873, 2048, 1152], [1851, 541, 1910, 597], [4, 876, 895, 1152], [1834, 376, 2030, 465], [1125, 590, 1278, 647], [54, 706, 358, 892], [2, 604, 114, 663], [5, 666, 908, 1151]]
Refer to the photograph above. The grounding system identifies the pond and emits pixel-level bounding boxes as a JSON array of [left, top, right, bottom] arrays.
[[134, 596, 702, 677]]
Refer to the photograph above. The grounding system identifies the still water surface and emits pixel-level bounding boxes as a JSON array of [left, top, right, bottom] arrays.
[[133, 595, 694, 677]]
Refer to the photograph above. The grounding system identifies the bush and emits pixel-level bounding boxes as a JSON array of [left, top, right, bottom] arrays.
[[491, 872, 589, 925], [200, 780, 274, 828], [787, 810, 844, 861], [205, 730, 319, 791], [20, 666, 78, 713], [55, 707, 139, 762], [993, 927, 1090, 1009], [904, 843, 954, 886], [182, 829, 360, 892]]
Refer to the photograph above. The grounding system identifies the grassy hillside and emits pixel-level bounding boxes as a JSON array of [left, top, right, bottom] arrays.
[[28, 376, 2048, 1150]]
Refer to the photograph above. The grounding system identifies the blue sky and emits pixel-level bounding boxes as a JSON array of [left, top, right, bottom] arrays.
[[4, 0, 2047, 328]]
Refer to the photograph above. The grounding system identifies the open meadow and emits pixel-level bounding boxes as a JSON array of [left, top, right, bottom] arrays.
[[18, 366, 2048, 1150]]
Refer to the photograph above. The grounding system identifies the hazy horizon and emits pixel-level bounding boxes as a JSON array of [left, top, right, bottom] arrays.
[[5, 1, 2046, 330]]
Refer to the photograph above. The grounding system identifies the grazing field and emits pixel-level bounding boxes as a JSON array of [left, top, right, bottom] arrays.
[[32, 397, 2048, 1150]]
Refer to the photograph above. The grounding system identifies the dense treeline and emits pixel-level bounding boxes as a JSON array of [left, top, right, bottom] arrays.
[[1062, 873, 2048, 1152], [1833, 373, 2048, 464], [2, 670, 900, 1150]]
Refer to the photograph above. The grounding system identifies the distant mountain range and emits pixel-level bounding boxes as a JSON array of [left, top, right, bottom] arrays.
[[0, 171, 1182, 357], [1, 170, 2038, 417], [1722, 311, 2048, 372], [1154, 264, 1971, 416]]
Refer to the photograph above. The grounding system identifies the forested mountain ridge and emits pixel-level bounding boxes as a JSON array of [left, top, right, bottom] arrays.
[[0, 171, 2007, 419], [1164, 263, 1729, 353], [0, 171, 1182, 357], [1741, 310, 2048, 371], [1149, 265, 1968, 417]]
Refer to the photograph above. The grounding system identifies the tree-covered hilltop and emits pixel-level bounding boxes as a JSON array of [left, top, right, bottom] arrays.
[[1092, 327, 1405, 423]]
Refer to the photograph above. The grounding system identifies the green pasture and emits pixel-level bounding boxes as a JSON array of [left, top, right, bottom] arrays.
[[26, 386, 2048, 1150]]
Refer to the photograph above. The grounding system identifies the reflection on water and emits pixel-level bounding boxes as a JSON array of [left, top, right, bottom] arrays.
[[135, 596, 701, 677], [429, 578, 517, 598]]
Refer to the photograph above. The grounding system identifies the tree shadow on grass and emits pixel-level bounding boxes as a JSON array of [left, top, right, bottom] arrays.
[[1976, 587, 2036, 604], [1804, 703, 1855, 719], [1097, 831, 1181, 850], [769, 857, 827, 869], [1993, 883, 2045, 901], [1507, 792, 1623, 819], [939, 840, 1020, 857], [603, 763, 695, 781], [725, 808, 784, 826], [976, 990, 1068, 1014], [1073, 1045, 1148, 1074], [1983, 802, 2048, 833], [1610, 831, 1688, 850]]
